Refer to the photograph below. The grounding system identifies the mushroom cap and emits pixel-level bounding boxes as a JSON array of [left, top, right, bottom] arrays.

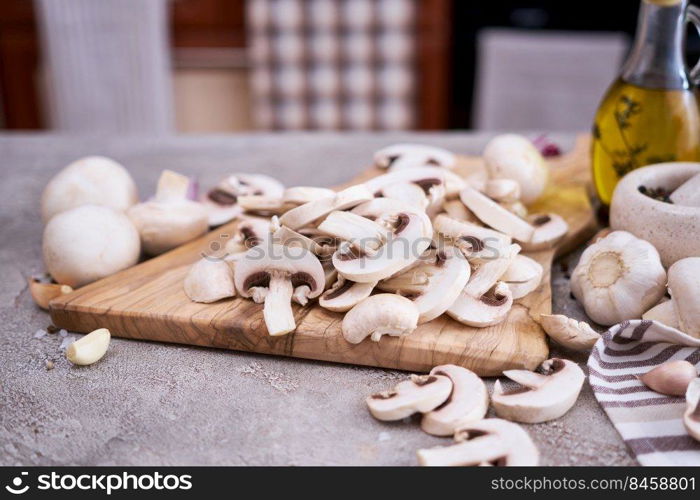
[[667, 257, 700, 338], [184, 258, 236, 303], [41, 156, 139, 223], [233, 243, 325, 300], [43, 205, 140, 288], [483, 134, 549, 205], [127, 200, 209, 256], [342, 294, 419, 344], [366, 373, 453, 420], [373, 143, 456, 170], [421, 365, 489, 436], [417, 418, 539, 466], [491, 358, 585, 423]]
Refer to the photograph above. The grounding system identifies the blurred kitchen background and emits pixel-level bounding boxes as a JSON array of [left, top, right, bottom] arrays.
[[0, 0, 697, 133]]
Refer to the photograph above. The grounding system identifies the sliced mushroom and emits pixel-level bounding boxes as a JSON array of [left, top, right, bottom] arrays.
[[378, 246, 471, 323], [502, 255, 543, 299], [502, 201, 529, 219], [684, 378, 700, 441], [202, 173, 284, 226], [331, 200, 433, 283], [319, 276, 376, 312], [417, 418, 539, 466], [447, 282, 514, 327], [237, 195, 286, 215], [273, 225, 334, 257], [539, 314, 600, 351], [518, 213, 569, 252], [279, 184, 374, 230], [460, 186, 535, 242], [421, 365, 489, 436], [366, 373, 453, 420], [184, 258, 235, 303], [491, 358, 585, 424], [667, 258, 700, 339], [433, 214, 511, 262], [441, 200, 481, 224], [380, 182, 429, 211], [317, 210, 391, 255], [234, 244, 325, 336], [342, 294, 419, 344], [365, 167, 447, 214], [484, 179, 521, 204], [282, 186, 335, 205], [28, 278, 73, 310], [224, 216, 272, 258], [642, 299, 680, 330], [374, 143, 456, 171]]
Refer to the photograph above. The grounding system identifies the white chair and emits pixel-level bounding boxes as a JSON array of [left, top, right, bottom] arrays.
[[35, 0, 174, 133], [474, 29, 629, 131]]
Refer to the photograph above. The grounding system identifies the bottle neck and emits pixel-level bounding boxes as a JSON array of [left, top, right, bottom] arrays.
[[622, 0, 690, 89]]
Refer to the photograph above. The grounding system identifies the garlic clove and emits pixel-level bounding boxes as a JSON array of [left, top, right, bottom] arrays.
[[65, 328, 111, 366], [28, 277, 73, 310], [638, 360, 698, 397], [539, 314, 600, 352], [684, 378, 700, 441]]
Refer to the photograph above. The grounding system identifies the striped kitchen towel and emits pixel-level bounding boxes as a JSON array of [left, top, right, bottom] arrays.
[[588, 320, 700, 466]]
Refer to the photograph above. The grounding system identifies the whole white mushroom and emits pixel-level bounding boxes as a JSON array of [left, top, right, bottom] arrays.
[[41, 156, 139, 223], [43, 205, 141, 288], [483, 134, 549, 205]]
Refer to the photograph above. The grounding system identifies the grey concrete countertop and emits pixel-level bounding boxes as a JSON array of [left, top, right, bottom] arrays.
[[0, 132, 636, 466]]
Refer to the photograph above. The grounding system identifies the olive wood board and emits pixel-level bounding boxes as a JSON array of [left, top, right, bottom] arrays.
[[49, 136, 596, 376]]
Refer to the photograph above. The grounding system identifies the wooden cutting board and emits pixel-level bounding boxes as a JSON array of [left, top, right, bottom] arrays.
[[49, 136, 596, 376]]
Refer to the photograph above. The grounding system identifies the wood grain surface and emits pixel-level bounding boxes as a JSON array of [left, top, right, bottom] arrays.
[[49, 136, 596, 375]]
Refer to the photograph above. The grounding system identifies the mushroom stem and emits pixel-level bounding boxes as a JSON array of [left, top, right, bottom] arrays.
[[263, 273, 295, 336]]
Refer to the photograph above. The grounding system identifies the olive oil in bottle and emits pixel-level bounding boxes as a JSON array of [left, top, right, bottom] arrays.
[[592, 0, 700, 205]]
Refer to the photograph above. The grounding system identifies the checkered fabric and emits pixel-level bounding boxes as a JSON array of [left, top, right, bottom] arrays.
[[247, 0, 416, 130]]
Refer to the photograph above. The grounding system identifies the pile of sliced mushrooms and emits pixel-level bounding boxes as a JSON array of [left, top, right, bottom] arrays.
[[184, 134, 570, 341]]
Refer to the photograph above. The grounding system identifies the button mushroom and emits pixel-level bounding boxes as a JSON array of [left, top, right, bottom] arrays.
[[421, 365, 489, 436], [224, 216, 273, 259], [684, 378, 700, 442], [417, 418, 539, 466], [373, 143, 457, 171], [202, 173, 284, 226], [570, 231, 667, 326], [128, 170, 209, 256], [366, 373, 453, 420], [342, 294, 419, 344], [377, 246, 471, 323], [502, 254, 544, 300], [433, 214, 512, 262], [483, 134, 549, 205], [43, 205, 141, 288], [667, 257, 700, 339], [460, 185, 535, 242], [365, 167, 448, 213], [234, 244, 325, 336], [518, 213, 569, 252], [491, 358, 585, 424], [319, 276, 376, 312], [183, 258, 236, 303], [41, 156, 139, 223]]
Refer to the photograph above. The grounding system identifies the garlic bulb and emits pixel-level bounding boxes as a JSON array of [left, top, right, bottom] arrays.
[[570, 231, 666, 326]]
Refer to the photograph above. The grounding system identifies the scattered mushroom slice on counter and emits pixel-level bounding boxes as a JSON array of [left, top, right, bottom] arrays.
[[366, 373, 453, 421], [28, 277, 73, 310], [518, 213, 569, 252], [378, 246, 471, 324], [684, 378, 700, 441], [642, 299, 680, 330], [234, 244, 325, 336], [502, 254, 544, 300], [421, 365, 489, 437], [538, 314, 600, 352], [570, 230, 667, 326], [639, 360, 698, 397], [433, 214, 512, 262], [41, 156, 139, 223], [483, 134, 549, 205], [342, 294, 419, 344], [667, 257, 700, 339], [279, 184, 374, 230], [373, 143, 457, 171], [202, 173, 284, 226], [460, 185, 535, 242], [184, 258, 235, 303], [128, 170, 209, 256], [491, 358, 585, 424], [319, 277, 376, 312], [417, 418, 539, 466]]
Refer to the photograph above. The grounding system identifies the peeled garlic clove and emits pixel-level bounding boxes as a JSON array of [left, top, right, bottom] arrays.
[[65, 328, 111, 366], [28, 277, 73, 310], [638, 360, 698, 397]]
